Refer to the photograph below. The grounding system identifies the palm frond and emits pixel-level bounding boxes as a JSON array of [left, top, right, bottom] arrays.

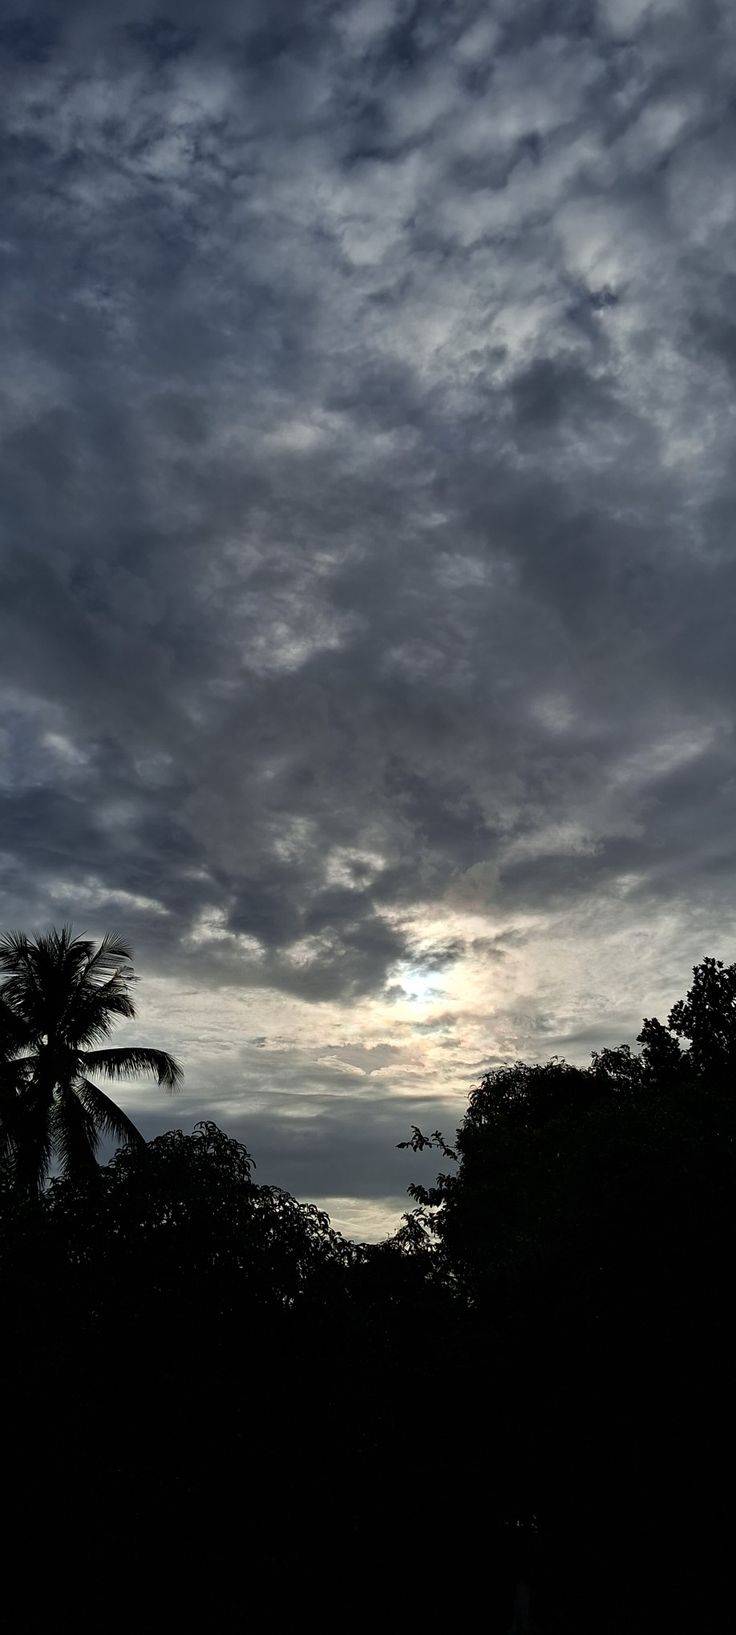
[[0, 1082, 23, 1163], [0, 1055, 37, 1091], [0, 928, 93, 1038], [66, 985, 137, 1047], [80, 932, 135, 984], [64, 934, 136, 1039], [26, 927, 92, 999], [0, 930, 36, 975], [51, 930, 116, 1038], [0, 933, 46, 1029], [1, 928, 182, 1185], [0, 995, 32, 1058], [76, 1078, 144, 1148], [51, 1089, 100, 1182], [6, 1088, 53, 1195], [81, 1046, 183, 1090], [40, 926, 93, 969], [0, 1069, 36, 1166]]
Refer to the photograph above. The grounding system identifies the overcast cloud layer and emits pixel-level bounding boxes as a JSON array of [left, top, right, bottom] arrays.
[[2, 0, 736, 1235]]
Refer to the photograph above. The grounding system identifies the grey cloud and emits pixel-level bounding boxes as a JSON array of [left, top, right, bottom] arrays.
[[2, 0, 736, 1211], [129, 1089, 456, 1204]]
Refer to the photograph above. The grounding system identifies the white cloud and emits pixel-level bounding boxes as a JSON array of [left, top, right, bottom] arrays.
[[596, 0, 689, 38], [452, 16, 501, 65], [339, 0, 398, 49], [310, 1195, 407, 1242], [50, 878, 170, 916]]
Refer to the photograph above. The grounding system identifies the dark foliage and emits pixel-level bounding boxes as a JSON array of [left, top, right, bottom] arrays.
[[396, 959, 736, 1626], [1, 954, 734, 1627]]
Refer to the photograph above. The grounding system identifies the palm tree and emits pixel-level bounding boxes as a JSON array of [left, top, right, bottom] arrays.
[[0, 927, 182, 1193]]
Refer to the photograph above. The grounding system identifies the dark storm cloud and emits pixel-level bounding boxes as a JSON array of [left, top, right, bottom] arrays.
[[2, 0, 736, 1217]]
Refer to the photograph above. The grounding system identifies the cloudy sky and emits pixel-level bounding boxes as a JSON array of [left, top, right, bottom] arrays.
[[2, 0, 735, 1236]]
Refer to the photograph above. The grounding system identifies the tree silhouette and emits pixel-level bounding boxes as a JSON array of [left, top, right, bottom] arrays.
[[395, 959, 736, 1629], [1, 951, 733, 1626], [666, 954, 736, 1076], [0, 927, 181, 1193]]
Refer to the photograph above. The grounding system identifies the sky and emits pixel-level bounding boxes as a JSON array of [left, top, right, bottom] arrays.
[[1, 0, 736, 1238]]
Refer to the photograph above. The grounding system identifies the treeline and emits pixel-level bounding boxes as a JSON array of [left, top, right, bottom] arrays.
[[1, 949, 735, 1628]]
